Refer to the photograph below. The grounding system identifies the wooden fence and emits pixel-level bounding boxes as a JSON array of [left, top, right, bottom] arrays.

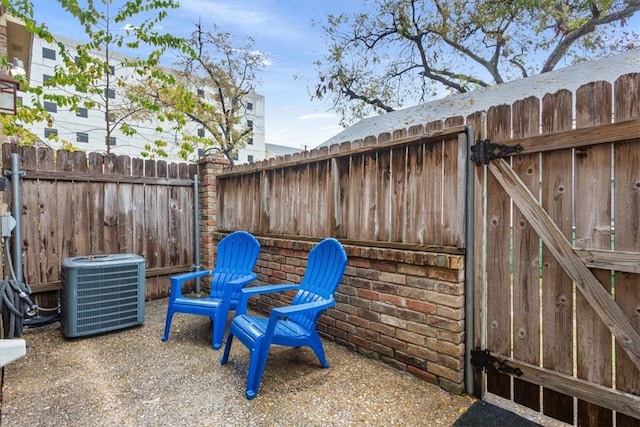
[[217, 123, 468, 250], [208, 71, 640, 425], [1, 144, 197, 304], [203, 124, 472, 393], [475, 75, 640, 426]]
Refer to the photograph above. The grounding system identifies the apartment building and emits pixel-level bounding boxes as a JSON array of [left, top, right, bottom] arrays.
[[22, 34, 266, 164]]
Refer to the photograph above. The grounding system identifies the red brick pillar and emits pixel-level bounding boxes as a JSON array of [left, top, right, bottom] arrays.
[[197, 154, 230, 271]]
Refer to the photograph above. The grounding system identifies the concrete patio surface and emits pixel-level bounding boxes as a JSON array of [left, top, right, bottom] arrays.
[[1, 298, 477, 426]]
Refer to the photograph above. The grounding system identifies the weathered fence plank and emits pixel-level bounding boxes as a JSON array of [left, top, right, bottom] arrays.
[[511, 96, 541, 412], [540, 89, 575, 424], [390, 146, 406, 243], [88, 153, 105, 255], [22, 147, 39, 285], [574, 81, 614, 427], [423, 140, 442, 245], [132, 157, 146, 262], [613, 72, 640, 427], [116, 156, 133, 254], [362, 152, 376, 241], [376, 150, 391, 242], [442, 131, 464, 247], [484, 104, 512, 399]]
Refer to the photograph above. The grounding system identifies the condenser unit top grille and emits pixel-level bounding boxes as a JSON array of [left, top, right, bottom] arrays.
[[62, 254, 143, 268]]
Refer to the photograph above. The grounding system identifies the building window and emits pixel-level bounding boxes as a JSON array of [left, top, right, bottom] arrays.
[[197, 128, 205, 137], [108, 64, 115, 75], [197, 88, 205, 97], [231, 152, 239, 161], [76, 132, 89, 143], [248, 137, 253, 145], [76, 108, 88, 118], [44, 101, 57, 113], [42, 47, 56, 60], [247, 102, 253, 110], [247, 120, 253, 129], [106, 136, 116, 146], [247, 155, 254, 163], [43, 74, 54, 83], [74, 56, 81, 65], [105, 88, 116, 99], [16, 96, 22, 107], [105, 112, 116, 122], [44, 128, 58, 138]]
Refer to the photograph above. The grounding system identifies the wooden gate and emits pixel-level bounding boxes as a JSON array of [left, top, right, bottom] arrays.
[[473, 76, 640, 426]]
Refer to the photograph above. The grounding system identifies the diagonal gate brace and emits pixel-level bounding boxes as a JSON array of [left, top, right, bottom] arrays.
[[486, 158, 640, 372]]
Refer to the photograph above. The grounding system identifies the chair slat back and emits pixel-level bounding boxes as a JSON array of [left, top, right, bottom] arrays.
[[290, 238, 347, 330], [210, 231, 261, 299]]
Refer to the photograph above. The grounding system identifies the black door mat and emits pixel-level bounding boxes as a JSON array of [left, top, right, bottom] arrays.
[[452, 401, 543, 426]]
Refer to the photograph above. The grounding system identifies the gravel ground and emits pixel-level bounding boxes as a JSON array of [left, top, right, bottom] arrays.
[[2, 298, 476, 426]]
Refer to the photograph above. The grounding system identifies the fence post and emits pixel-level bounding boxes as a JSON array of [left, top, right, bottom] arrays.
[[197, 154, 231, 272]]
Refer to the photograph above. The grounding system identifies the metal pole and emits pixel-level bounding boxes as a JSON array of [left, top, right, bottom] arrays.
[[464, 126, 476, 395], [10, 153, 23, 284], [192, 174, 201, 293]]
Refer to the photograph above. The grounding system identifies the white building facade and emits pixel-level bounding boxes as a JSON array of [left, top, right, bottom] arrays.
[[23, 34, 266, 164]]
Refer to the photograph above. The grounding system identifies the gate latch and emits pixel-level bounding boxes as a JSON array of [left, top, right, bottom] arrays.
[[471, 347, 524, 377], [470, 139, 523, 165]]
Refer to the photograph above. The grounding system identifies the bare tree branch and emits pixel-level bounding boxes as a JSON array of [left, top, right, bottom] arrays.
[[542, 1, 640, 72]]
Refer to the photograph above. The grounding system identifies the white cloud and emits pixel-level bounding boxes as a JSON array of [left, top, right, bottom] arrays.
[[297, 112, 336, 120], [177, 1, 306, 42]]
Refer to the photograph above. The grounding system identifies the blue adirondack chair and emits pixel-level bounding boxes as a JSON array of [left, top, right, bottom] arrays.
[[221, 237, 347, 399], [162, 231, 260, 349]]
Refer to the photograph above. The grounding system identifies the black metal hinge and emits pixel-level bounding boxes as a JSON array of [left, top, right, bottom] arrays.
[[470, 139, 523, 165], [470, 347, 524, 377]]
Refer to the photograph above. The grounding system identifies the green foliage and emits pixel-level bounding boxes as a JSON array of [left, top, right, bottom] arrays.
[[312, 0, 640, 125], [1, 0, 191, 154], [130, 22, 266, 163]]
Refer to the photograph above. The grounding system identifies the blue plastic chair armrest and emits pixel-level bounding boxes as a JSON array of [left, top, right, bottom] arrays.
[[241, 283, 299, 295], [271, 299, 334, 318], [263, 299, 335, 339], [172, 269, 214, 282], [237, 284, 299, 314], [226, 273, 258, 287], [219, 272, 258, 316], [169, 270, 214, 299]]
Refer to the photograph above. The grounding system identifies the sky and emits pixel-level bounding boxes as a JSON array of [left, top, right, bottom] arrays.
[[31, 1, 640, 151], [33, 0, 372, 150]]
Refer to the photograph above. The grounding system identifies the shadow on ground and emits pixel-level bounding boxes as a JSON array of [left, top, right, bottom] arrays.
[[3, 298, 477, 426]]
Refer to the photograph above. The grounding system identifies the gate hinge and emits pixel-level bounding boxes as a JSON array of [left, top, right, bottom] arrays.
[[470, 139, 523, 165], [470, 347, 524, 377]]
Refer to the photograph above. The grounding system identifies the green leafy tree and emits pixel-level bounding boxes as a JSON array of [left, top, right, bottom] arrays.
[[131, 22, 267, 163], [1, 0, 190, 154], [312, 0, 640, 125]]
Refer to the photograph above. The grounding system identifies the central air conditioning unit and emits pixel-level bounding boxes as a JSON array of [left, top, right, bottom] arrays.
[[61, 254, 146, 338]]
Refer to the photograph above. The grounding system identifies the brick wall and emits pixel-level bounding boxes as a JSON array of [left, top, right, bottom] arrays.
[[198, 155, 230, 270], [200, 157, 467, 395], [335, 246, 465, 394], [213, 232, 466, 394]]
